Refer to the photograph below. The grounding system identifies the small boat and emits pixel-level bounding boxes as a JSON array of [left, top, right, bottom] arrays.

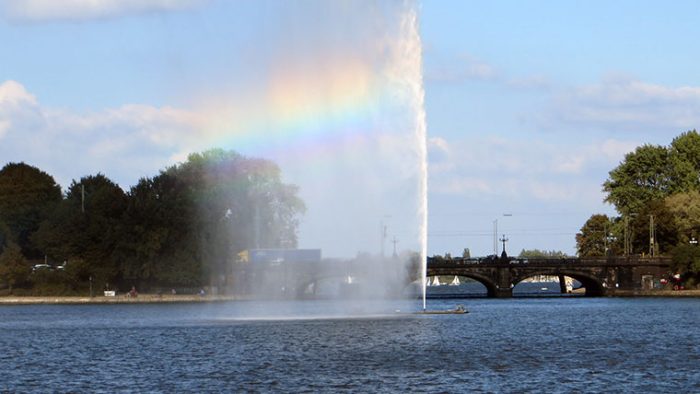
[[449, 276, 460, 286], [415, 304, 468, 315]]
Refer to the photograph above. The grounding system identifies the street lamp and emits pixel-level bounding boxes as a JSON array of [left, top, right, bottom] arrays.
[[690, 237, 698, 246], [493, 213, 513, 256]]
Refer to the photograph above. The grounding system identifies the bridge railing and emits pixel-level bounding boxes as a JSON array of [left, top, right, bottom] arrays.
[[427, 255, 671, 267]]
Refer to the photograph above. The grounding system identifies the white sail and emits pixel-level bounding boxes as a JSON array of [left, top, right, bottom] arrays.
[[450, 276, 460, 286], [431, 276, 441, 286]]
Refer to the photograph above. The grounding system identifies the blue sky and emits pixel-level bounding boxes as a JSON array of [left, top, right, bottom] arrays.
[[1, 0, 699, 257]]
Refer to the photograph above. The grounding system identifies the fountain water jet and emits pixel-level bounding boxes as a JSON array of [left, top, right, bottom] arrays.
[[391, 4, 429, 310], [195, 1, 429, 316]]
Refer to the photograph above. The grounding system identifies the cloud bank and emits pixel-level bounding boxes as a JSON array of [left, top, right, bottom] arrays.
[[1, 0, 206, 22], [0, 80, 203, 188], [427, 134, 637, 203], [545, 76, 700, 133]]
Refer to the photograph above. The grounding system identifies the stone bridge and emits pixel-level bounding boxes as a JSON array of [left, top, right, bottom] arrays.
[[427, 255, 672, 297]]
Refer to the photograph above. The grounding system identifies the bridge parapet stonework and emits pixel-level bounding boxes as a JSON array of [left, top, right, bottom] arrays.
[[427, 256, 671, 298]]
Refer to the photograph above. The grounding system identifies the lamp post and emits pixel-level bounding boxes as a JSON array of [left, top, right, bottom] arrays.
[[499, 234, 509, 257], [493, 213, 512, 256]]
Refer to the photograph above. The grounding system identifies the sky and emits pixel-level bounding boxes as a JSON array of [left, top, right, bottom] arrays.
[[1, 0, 699, 258]]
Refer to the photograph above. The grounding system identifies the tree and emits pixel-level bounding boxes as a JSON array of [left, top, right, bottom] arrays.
[[665, 191, 700, 244], [518, 249, 570, 258], [33, 174, 127, 288], [114, 149, 306, 291], [603, 130, 700, 215], [576, 214, 614, 257], [0, 220, 10, 255], [595, 130, 700, 257], [668, 130, 700, 192], [0, 163, 62, 258], [0, 242, 31, 293], [603, 145, 671, 215], [628, 199, 678, 256], [168, 149, 305, 289], [670, 244, 700, 284], [115, 173, 200, 289]]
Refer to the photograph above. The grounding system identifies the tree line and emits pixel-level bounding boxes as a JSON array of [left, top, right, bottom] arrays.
[[576, 130, 700, 286], [0, 149, 305, 295]]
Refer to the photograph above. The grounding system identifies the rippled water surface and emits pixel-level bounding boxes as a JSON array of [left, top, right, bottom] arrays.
[[1, 298, 698, 392]]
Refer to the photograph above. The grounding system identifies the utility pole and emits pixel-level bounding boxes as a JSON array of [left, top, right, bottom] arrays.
[[649, 214, 655, 257], [492, 220, 498, 256], [604, 223, 609, 255], [391, 237, 399, 258], [624, 215, 629, 256], [379, 216, 391, 258], [380, 223, 387, 258]]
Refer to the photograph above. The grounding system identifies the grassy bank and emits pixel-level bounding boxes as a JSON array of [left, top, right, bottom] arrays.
[[607, 289, 700, 297], [0, 294, 242, 305]]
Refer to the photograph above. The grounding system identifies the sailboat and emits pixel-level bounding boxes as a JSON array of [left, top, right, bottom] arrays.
[[431, 276, 441, 286], [449, 276, 460, 286]]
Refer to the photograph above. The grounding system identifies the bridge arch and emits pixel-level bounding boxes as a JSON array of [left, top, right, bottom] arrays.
[[512, 271, 605, 296], [426, 270, 500, 297]]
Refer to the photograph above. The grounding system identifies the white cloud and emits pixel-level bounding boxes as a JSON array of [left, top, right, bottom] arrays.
[[427, 135, 637, 203], [1, 0, 206, 22], [546, 76, 700, 132], [425, 53, 498, 83], [0, 80, 204, 188], [0, 80, 41, 138], [427, 136, 450, 164], [0, 80, 37, 105]]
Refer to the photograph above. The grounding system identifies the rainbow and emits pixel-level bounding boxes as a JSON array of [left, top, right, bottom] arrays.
[[193, 56, 402, 164]]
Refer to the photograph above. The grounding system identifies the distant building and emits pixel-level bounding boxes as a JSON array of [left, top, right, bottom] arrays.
[[238, 249, 322, 264]]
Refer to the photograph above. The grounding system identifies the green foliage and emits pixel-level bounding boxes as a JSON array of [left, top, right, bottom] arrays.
[[576, 214, 614, 257], [665, 191, 700, 243], [0, 162, 62, 258], [0, 220, 10, 255], [603, 130, 700, 215], [668, 130, 700, 191], [32, 174, 127, 289], [0, 149, 306, 295], [29, 269, 80, 296], [592, 130, 700, 257], [603, 144, 671, 215], [670, 244, 700, 278], [628, 200, 678, 255], [518, 249, 570, 258], [0, 242, 31, 293]]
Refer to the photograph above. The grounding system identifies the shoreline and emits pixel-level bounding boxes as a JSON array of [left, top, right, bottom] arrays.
[[0, 290, 698, 305], [606, 289, 700, 297], [0, 294, 243, 305]]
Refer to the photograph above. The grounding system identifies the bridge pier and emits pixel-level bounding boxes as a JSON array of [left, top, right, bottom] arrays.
[[494, 288, 513, 298], [558, 274, 567, 294]]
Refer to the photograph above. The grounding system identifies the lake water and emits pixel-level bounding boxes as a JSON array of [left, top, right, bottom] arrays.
[[0, 297, 698, 392]]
